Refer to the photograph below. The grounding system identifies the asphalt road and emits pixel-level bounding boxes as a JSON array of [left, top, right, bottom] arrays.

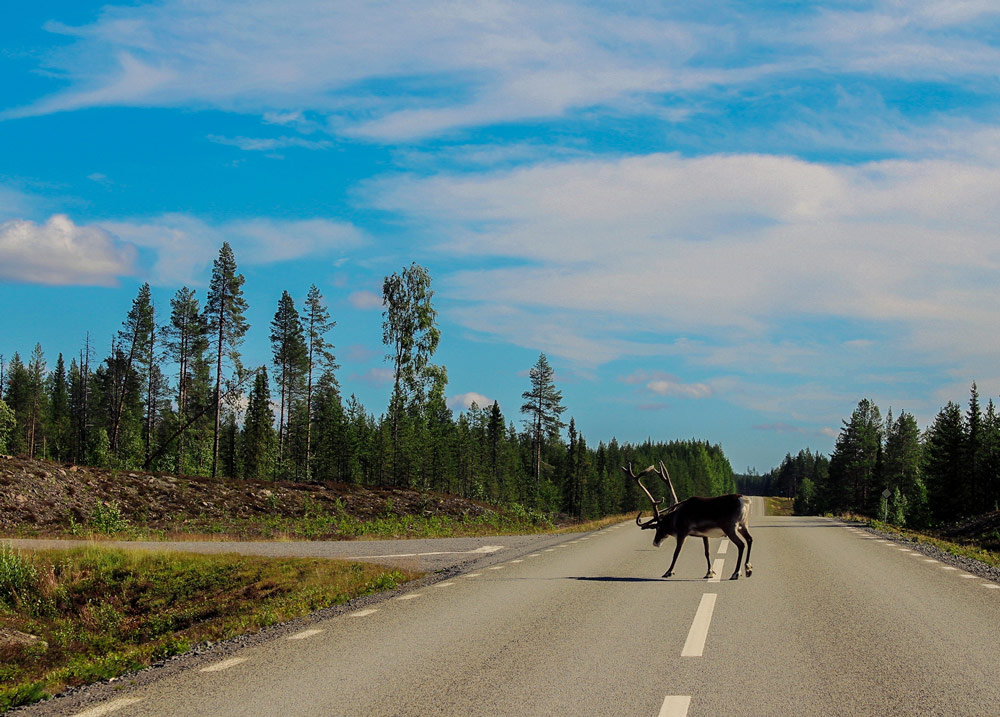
[[17, 497, 1000, 716]]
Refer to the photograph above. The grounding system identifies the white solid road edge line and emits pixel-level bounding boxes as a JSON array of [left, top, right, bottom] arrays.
[[72, 698, 144, 717], [659, 695, 692, 717], [682, 593, 718, 657]]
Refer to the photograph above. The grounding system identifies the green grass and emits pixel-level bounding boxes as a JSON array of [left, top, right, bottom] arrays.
[[0, 545, 420, 712], [765, 497, 794, 516]]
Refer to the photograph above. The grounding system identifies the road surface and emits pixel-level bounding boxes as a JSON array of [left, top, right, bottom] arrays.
[[16, 498, 1000, 716]]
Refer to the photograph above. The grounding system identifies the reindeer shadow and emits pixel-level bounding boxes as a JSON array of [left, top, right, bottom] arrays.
[[569, 576, 703, 583]]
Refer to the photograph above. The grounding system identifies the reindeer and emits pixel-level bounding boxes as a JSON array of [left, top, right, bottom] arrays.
[[623, 461, 753, 580]]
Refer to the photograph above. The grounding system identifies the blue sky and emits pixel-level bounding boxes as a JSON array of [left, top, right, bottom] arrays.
[[2, 1, 1000, 472]]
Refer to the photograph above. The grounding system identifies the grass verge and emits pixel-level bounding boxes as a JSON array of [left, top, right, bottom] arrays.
[[0, 545, 420, 712], [840, 514, 1000, 571], [10, 502, 627, 543], [13, 499, 567, 542], [765, 497, 795, 516]]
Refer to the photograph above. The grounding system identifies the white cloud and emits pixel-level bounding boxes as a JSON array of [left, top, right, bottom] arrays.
[[0, 214, 135, 285], [369, 149, 1000, 384], [448, 392, 495, 411], [622, 370, 712, 399]]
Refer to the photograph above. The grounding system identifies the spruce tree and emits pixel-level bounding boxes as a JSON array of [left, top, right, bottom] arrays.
[[204, 242, 249, 478], [824, 399, 882, 514], [164, 287, 209, 474], [242, 368, 276, 481], [110, 284, 154, 457], [923, 401, 967, 523], [270, 290, 307, 477], [883, 409, 927, 527], [966, 383, 983, 506], [48, 353, 70, 461]]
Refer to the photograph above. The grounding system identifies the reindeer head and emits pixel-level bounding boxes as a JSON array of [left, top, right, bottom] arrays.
[[622, 461, 680, 547]]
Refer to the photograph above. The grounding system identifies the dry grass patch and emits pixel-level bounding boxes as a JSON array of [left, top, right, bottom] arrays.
[[0, 545, 420, 712]]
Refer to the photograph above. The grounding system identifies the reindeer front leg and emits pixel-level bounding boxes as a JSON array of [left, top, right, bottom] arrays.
[[724, 528, 745, 580], [663, 534, 686, 578], [702, 536, 714, 579]]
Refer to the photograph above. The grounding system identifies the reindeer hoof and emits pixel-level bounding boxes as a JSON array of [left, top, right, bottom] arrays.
[[729, 573, 740, 580], [746, 564, 753, 577], [662, 571, 673, 579], [704, 570, 715, 579]]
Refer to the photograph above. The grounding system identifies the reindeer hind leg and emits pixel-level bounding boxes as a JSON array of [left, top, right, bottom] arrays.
[[701, 536, 714, 579]]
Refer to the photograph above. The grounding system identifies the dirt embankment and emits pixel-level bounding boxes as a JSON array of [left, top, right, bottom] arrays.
[[0, 455, 506, 538]]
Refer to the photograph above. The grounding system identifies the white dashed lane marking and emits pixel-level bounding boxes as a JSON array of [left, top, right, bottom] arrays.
[[681, 593, 717, 657], [288, 628, 324, 640], [350, 608, 379, 617], [395, 593, 423, 600], [201, 657, 246, 672], [434, 582, 455, 588], [717, 539, 729, 554], [658, 695, 692, 717]]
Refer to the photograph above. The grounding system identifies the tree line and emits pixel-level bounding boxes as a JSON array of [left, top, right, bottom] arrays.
[[737, 385, 1000, 528], [0, 243, 737, 518]]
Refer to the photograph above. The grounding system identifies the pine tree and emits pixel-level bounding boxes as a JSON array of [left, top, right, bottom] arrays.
[[204, 243, 249, 478], [303, 285, 336, 481], [520, 352, 566, 486]]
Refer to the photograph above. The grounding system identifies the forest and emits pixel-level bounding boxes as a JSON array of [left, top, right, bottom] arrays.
[[738, 385, 1000, 528], [0, 243, 737, 519]]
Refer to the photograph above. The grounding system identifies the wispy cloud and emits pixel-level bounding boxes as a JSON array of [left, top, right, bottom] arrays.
[[347, 290, 383, 310], [6, 1, 997, 142], [100, 214, 365, 285], [207, 135, 333, 152]]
